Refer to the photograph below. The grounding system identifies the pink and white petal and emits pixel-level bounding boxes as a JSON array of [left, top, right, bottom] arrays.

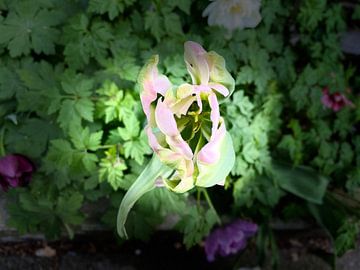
[[176, 83, 195, 99], [140, 94, 156, 120], [139, 55, 171, 118], [171, 95, 197, 117], [155, 99, 179, 137], [208, 93, 220, 136], [321, 94, 333, 108], [164, 159, 195, 193], [166, 135, 193, 160], [208, 82, 229, 97], [184, 41, 210, 85], [145, 125, 162, 152], [197, 119, 226, 165], [155, 74, 172, 96]]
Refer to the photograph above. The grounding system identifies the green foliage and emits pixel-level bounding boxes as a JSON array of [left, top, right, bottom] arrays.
[[88, 0, 135, 20], [177, 206, 218, 249], [335, 219, 360, 256], [0, 1, 63, 56], [272, 161, 329, 204]]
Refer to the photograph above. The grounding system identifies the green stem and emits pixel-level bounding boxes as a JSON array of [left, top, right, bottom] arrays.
[[96, 144, 116, 149], [202, 189, 222, 225], [196, 188, 201, 209], [63, 221, 74, 239], [0, 127, 6, 157]]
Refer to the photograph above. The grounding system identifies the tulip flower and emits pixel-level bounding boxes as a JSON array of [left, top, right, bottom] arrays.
[[202, 0, 262, 33], [204, 219, 258, 262], [0, 154, 34, 192], [321, 87, 354, 112], [117, 41, 236, 238]]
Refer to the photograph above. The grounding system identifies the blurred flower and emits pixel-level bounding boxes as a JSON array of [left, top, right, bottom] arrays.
[[321, 87, 354, 112], [0, 154, 34, 192], [204, 220, 258, 262], [202, 0, 262, 32], [138, 41, 235, 193]]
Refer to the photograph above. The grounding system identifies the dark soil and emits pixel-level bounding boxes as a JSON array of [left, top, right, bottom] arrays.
[[0, 229, 358, 270], [0, 231, 240, 270]]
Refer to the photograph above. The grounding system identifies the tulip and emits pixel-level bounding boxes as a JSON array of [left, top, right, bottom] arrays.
[[321, 87, 354, 112], [0, 154, 34, 192], [202, 0, 262, 33], [204, 219, 258, 262], [117, 41, 236, 238]]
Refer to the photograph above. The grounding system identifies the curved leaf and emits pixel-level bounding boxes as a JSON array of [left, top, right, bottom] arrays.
[[117, 154, 172, 238]]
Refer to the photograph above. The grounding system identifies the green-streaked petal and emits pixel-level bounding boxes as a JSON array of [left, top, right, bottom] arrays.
[[184, 41, 210, 85], [164, 174, 194, 193], [196, 131, 235, 187], [138, 55, 171, 119], [207, 51, 235, 95]]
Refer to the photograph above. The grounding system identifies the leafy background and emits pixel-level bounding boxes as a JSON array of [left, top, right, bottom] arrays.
[[0, 0, 359, 259]]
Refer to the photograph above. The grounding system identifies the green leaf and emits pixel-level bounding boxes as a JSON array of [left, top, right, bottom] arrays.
[[58, 100, 81, 131], [177, 206, 217, 249], [117, 155, 172, 238], [144, 11, 163, 42], [122, 132, 152, 165], [75, 99, 94, 122], [273, 161, 329, 204], [297, 0, 326, 31], [171, 1, 191, 14], [63, 15, 113, 69], [164, 13, 183, 36], [70, 126, 102, 151], [56, 192, 84, 226], [0, 1, 62, 56], [99, 146, 128, 190], [5, 118, 60, 158], [88, 0, 135, 20], [46, 139, 74, 167], [118, 114, 140, 140], [0, 66, 24, 100], [242, 141, 260, 164]]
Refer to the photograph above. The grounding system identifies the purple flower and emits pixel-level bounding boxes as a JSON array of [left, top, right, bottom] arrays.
[[204, 219, 258, 262], [0, 154, 34, 192], [321, 87, 354, 112]]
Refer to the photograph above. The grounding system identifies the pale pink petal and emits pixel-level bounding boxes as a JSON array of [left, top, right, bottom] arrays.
[[155, 75, 172, 96], [184, 41, 210, 85], [208, 82, 230, 97], [155, 99, 179, 137], [139, 55, 171, 119], [166, 135, 193, 160], [145, 125, 161, 152], [140, 94, 156, 119], [197, 120, 226, 164], [208, 93, 220, 136], [321, 94, 333, 108], [185, 41, 207, 55]]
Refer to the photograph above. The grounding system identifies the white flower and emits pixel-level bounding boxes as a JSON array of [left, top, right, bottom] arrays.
[[202, 0, 262, 32]]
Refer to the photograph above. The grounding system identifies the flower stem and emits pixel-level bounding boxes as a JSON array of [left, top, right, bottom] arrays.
[[202, 188, 222, 225], [196, 188, 201, 209], [0, 127, 6, 157]]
